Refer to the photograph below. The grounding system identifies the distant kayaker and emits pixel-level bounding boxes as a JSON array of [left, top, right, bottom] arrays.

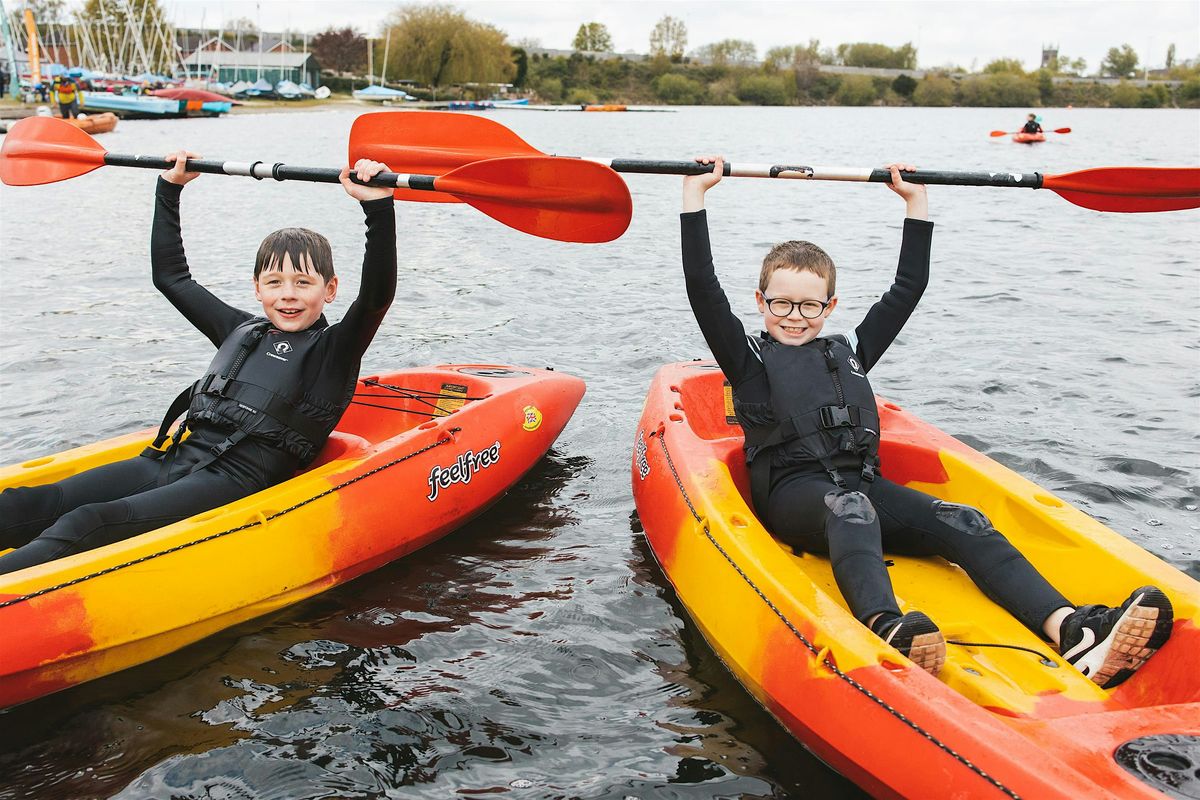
[[1022, 113, 1043, 134], [676, 155, 1174, 687], [0, 155, 399, 575], [52, 76, 80, 119]]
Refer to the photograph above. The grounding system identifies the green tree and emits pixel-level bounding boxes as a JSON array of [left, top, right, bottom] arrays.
[[891, 73, 918, 97], [1179, 77, 1200, 104], [693, 39, 757, 67], [312, 27, 367, 74], [764, 40, 821, 71], [836, 41, 917, 69], [1165, 43, 1175, 70], [653, 72, 703, 104], [983, 58, 1025, 75], [1102, 44, 1139, 78], [511, 46, 528, 86], [572, 22, 613, 52], [383, 4, 514, 89], [1110, 81, 1141, 107], [737, 74, 792, 105], [958, 73, 1038, 106], [834, 74, 877, 105], [649, 15, 687, 61], [537, 76, 563, 100], [912, 74, 955, 106], [1048, 54, 1087, 76]]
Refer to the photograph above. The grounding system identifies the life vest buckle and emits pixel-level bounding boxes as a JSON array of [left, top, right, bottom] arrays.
[[200, 374, 232, 396], [819, 405, 854, 429]]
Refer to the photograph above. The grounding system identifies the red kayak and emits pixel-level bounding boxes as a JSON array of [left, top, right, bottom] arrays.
[[1013, 132, 1046, 144]]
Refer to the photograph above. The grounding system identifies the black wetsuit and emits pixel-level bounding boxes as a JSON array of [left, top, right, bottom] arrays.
[[1022, 120, 1043, 134], [0, 179, 397, 575], [681, 209, 1071, 631]]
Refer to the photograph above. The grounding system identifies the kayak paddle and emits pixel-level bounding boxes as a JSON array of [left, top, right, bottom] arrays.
[[0, 116, 632, 243], [349, 112, 1198, 213], [989, 127, 1072, 137]]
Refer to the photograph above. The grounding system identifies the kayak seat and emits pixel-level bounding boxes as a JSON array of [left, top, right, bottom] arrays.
[[305, 431, 371, 470]]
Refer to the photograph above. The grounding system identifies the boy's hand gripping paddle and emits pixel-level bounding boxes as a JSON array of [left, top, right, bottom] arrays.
[[348, 112, 1199, 213], [0, 116, 632, 243]]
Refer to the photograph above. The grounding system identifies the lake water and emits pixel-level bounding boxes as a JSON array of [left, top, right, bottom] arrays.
[[1, 105, 1198, 798]]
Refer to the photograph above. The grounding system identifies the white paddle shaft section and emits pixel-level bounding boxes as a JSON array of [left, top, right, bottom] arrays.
[[581, 157, 1046, 188]]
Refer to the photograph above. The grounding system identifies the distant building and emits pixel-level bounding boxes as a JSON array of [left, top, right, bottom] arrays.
[[181, 46, 320, 85], [1041, 44, 1059, 70]]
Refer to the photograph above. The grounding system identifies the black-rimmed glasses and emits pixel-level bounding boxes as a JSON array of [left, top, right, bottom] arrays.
[[763, 296, 831, 319]]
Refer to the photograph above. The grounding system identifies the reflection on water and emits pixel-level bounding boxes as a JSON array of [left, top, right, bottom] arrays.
[[0, 105, 1197, 797]]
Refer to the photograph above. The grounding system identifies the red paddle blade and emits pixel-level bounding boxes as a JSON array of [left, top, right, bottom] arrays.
[[1044, 167, 1200, 213], [0, 116, 107, 186], [989, 130, 1010, 137], [1052, 127, 1072, 134], [435, 156, 632, 243], [350, 111, 541, 204]]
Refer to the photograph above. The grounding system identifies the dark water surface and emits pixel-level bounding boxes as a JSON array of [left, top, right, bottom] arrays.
[[1, 106, 1198, 798]]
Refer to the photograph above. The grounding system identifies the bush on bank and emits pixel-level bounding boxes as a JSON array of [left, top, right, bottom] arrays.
[[511, 54, 1200, 108]]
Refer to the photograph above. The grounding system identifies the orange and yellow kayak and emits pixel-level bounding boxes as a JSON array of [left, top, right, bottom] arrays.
[[0, 364, 584, 708], [632, 361, 1199, 800]]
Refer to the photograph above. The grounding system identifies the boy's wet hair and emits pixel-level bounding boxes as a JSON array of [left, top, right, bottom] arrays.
[[759, 241, 837, 297], [253, 228, 334, 281]]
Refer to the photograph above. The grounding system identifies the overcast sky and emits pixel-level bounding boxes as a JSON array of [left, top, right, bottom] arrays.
[[163, 0, 1199, 73]]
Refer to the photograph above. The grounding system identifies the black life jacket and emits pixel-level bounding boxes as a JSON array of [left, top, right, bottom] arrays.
[[736, 333, 880, 512], [149, 319, 342, 472]]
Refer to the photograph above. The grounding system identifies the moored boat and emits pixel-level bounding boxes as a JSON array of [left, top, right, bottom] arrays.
[[632, 360, 1199, 800], [352, 84, 415, 102], [64, 112, 118, 134], [0, 364, 585, 708]]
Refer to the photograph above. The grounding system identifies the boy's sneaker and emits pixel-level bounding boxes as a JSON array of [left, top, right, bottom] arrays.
[[1059, 586, 1174, 689], [877, 611, 946, 676]]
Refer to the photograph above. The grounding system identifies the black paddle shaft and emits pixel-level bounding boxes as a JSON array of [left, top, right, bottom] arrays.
[[102, 154, 434, 189], [603, 159, 1046, 189]]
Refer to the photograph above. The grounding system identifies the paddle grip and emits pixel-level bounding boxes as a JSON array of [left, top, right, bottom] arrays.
[[866, 168, 1043, 189], [104, 154, 408, 188]]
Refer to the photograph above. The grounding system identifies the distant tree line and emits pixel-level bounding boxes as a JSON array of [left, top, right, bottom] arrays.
[[304, 6, 1200, 108]]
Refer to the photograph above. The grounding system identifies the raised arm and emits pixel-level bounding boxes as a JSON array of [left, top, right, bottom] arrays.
[[152, 152, 249, 346], [853, 164, 932, 372], [681, 156, 763, 386], [328, 160, 397, 358]]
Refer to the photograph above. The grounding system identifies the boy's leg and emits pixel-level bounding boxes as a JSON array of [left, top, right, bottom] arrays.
[[1, 454, 163, 549], [867, 477, 1072, 633], [767, 473, 945, 674], [767, 474, 901, 623], [0, 465, 252, 575]]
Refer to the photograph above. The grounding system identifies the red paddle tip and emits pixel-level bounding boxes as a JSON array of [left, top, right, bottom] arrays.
[[0, 116, 107, 186]]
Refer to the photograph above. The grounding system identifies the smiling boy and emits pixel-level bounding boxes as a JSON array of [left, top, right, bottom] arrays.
[[0, 154, 395, 574], [677, 156, 1173, 686]]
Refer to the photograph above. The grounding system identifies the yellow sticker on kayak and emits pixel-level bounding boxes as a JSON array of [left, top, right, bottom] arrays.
[[723, 381, 737, 425], [522, 405, 543, 431], [436, 383, 469, 416]]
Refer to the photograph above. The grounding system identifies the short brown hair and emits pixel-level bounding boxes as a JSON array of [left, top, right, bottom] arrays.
[[254, 228, 334, 281], [759, 241, 836, 297]]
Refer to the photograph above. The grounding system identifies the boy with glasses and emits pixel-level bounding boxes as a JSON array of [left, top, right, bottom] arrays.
[[677, 155, 1172, 686]]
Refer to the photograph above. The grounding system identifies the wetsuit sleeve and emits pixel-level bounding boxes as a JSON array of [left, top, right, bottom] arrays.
[[852, 218, 933, 372], [328, 196, 397, 358], [151, 177, 250, 346], [681, 210, 762, 386]]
